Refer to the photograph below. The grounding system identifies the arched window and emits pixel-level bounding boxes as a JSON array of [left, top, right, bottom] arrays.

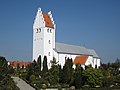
[[49, 40, 51, 44], [39, 28, 41, 32], [47, 28, 49, 32], [50, 29, 52, 33], [48, 52, 50, 56], [36, 29, 39, 33]]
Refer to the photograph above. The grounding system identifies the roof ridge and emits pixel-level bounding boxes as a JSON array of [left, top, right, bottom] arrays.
[[56, 42, 85, 48]]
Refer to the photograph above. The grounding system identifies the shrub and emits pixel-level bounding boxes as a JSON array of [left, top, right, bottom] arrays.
[[30, 75, 36, 82], [42, 84, 47, 89]]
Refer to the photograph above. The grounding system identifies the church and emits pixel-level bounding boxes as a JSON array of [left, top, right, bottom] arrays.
[[33, 8, 100, 69]]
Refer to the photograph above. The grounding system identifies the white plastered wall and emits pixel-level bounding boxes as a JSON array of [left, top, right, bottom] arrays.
[[33, 28, 44, 61], [33, 8, 45, 61], [43, 27, 54, 68], [85, 56, 94, 67], [53, 51, 97, 69], [33, 8, 55, 69]]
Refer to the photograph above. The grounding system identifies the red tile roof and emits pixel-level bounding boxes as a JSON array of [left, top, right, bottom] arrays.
[[9, 61, 31, 68], [43, 14, 54, 28], [73, 56, 88, 65]]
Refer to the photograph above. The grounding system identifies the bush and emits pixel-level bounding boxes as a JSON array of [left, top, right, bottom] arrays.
[[42, 84, 47, 89], [58, 85, 62, 90], [102, 76, 114, 87], [0, 75, 20, 90], [30, 75, 36, 82]]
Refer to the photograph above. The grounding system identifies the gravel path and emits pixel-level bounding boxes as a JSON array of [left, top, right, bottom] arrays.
[[12, 77, 35, 90]]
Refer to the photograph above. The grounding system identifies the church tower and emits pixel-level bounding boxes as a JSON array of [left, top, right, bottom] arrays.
[[33, 8, 56, 68]]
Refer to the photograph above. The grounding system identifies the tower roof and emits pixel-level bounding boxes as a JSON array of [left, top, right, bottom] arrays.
[[43, 14, 54, 28], [33, 8, 55, 29]]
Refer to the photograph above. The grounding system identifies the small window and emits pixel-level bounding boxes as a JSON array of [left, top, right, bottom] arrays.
[[39, 28, 41, 32], [50, 29, 52, 33], [48, 52, 50, 56], [49, 40, 51, 44], [47, 28, 49, 32], [36, 29, 39, 33]]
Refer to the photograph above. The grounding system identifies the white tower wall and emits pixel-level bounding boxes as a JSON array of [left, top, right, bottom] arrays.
[[33, 8, 45, 61], [43, 27, 55, 68], [33, 28, 44, 61], [33, 8, 55, 69]]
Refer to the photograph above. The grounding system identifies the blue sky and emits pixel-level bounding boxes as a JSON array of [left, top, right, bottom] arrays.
[[0, 0, 120, 63]]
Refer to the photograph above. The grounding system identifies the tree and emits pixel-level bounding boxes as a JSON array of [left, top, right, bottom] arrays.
[[110, 58, 120, 76], [47, 57, 59, 85], [26, 63, 34, 81], [26, 60, 38, 81], [0, 75, 20, 90], [0, 56, 19, 90], [37, 55, 41, 72], [100, 59, 120, 87], [60, 58, 73, 84], [42, 56, 48, 74], [0, 56, 9, 79], [99, 66, 113, 87], [30, 74, 36, 82], [22, 65, 24, 69], [82, 67, 103, 87], [58, 65, 63, 84], [50, 57, 58, 66], [16, 63, 20, 72], [114, 58, 120, 68], [8, 65, 14, 74], [74, 64, 83, 89]]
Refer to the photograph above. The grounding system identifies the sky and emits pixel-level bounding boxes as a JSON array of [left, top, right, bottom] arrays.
[[0, 0, 120, 63]]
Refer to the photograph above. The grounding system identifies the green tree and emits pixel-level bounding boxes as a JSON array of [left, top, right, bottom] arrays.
[[37, 55, 41, 72], [8, 65, 14, 74], [48, 57, 59, 85], [82, 67, 103, 87], [0, 75, 20, 90], [33, 60, 40, 76], [61, 58, 73, 84], [0, 56, 9, 79], [42, 56, 48, 73], [114, 58, 120, 68], [115, 74, 120, 85], [30, 74, 36, 82], [110, 58, 120, 76], [58, 65, 63, 84], [74, 64, 83, 89], [22, 65, 24, 69], [26, 60, 38, 81], [16, 63, 20, 73], [26, 63, 34, 81], [0, 56, 19, 90], [99, 66, 113, 87]]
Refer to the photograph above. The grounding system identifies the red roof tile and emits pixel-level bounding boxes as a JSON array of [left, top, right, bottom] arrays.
[[10, 61, 31, 68], [43, 14, 54, 28], [73, 56, 88, 65]]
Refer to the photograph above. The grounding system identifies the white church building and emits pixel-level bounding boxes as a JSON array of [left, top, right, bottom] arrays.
[[33, 8, 100, 69]]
